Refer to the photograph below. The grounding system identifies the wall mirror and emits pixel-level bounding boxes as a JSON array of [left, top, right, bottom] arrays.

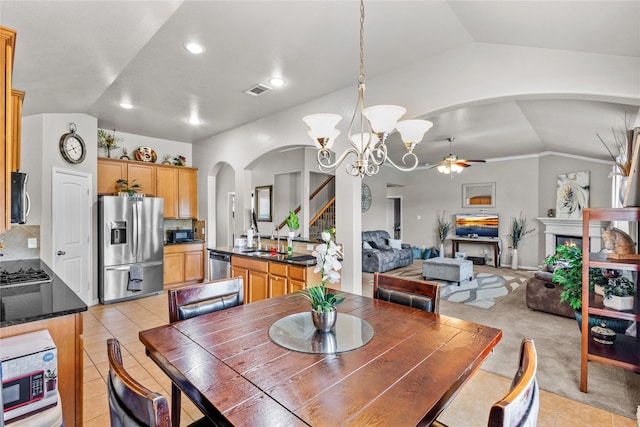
[[462, 182, 496, 208], [255, 185, 272, 221]]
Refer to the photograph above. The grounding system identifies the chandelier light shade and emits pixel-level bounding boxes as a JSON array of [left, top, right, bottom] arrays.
[[303, 0, 433, 177]]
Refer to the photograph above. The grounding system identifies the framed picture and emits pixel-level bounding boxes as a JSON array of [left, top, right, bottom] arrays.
[[462, 182, 496, 208], [556, 171, 589, 218], [255, 185, 272, 222], [623, 127, 640, 207]]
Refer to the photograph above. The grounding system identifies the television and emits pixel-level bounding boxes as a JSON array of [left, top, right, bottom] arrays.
[[455, 213, 499, 238]]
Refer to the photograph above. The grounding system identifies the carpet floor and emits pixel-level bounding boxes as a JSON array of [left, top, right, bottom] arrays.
[[362, 260, 640, 419]]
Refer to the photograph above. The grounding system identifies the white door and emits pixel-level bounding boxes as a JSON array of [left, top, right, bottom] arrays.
[[52, 168, 92, 305]]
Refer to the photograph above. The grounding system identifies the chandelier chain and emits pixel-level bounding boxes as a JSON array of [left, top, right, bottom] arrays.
[[358, 0, 366, 84]]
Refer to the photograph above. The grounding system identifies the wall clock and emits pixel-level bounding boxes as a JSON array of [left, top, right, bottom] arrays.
[[361, 183, 372, 212], [59, 123, 86, 164]]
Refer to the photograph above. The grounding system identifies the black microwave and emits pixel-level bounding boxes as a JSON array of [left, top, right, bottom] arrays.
[[167, 229, 194, 243]]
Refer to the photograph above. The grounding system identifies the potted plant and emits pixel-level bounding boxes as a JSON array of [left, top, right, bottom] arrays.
[[45, 369, 57, 391], [546, 244, 629, 333], [116, 178, 142, 196], [435, 211, 451, 257], [97, 129, 122, 158], [295, 228, 345, 332], [509, 212, 535, 269], [285, 211, 299, 255], [602, 276, 636, 311]]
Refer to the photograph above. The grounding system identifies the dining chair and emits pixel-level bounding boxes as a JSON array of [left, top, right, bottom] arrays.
[[106, 338, 212, 427], [433, 338, 539, 427], [167, 277, 244, 427], [373, 272, 440, 313]]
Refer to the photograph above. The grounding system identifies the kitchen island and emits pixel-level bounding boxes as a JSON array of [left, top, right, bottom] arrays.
[[210, 246, 324, 303], [0, 258, 87, 426]]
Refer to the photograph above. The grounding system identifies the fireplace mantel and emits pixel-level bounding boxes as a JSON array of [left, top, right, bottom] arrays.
[[537, 217, 604, 256]]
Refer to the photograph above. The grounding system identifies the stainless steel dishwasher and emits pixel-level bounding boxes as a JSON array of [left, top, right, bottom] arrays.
[[209, 250, 231, 281]]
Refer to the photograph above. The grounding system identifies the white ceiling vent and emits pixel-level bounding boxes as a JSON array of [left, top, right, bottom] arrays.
[[244, 83, 271, 97]]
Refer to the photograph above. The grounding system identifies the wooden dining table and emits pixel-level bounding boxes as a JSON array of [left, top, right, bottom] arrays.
[[139, 291, 502, 426]]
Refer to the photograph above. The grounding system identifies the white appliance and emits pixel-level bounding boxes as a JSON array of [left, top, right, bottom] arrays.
[[0, 330, 58, 423], [98, 196, 164, 304]]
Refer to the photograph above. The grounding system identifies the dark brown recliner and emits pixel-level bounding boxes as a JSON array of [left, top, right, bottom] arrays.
[[525, 271, 575, 318]]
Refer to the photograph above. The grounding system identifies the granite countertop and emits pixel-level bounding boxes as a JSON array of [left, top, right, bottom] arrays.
[[164, 239, 205, 246], [0, 259, 88, 328], [209, 246, 317, 266]]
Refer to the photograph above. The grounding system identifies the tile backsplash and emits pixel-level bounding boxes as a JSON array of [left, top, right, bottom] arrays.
[[0, 225, 40, 260]]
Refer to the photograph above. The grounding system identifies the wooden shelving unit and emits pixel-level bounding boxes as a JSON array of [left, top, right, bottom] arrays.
[[581, 207, 640, 392]]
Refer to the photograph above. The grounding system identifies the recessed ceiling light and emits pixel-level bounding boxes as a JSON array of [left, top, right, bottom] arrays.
[[183, 42, 205, 55], [269, 77, 285, 88], [188, 117, 202, 125], [119, 101, 133, 109]]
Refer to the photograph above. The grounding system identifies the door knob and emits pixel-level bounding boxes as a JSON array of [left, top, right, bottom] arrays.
[[57, 250, 66, 256]]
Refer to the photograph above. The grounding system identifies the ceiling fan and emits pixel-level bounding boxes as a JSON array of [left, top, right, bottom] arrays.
[[427, 137, 486, 174]]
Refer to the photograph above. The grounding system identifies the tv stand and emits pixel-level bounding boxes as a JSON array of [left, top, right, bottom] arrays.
[[451, 237, 501, 268]]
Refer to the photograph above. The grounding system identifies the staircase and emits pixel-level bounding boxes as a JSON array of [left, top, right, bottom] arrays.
[[276, 175, 335, 240]]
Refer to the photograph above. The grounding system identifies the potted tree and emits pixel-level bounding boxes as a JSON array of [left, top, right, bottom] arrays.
[[435, 211, 451, 257], [509, 212, 535, 269], [546, 244, 629, 333]]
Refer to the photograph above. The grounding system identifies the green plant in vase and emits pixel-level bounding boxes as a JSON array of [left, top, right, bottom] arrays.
[[116, 178, 142, 196], [285, 211, 299, 255]]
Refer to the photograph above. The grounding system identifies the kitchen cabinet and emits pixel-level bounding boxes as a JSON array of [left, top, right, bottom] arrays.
[[1, 27, 16, 234], [231, 255, 320, 303], [580, 207, 640, 392], [97, 159, 197, 218], [178, 168, 197, 218], [11, 89, 23, 172], [97, 158, 127, 194], [163, 242, 205, 286], [269, 262, 288, 298], [155, 166, 178, 218], [127, 162, 156, 196], [0, 312, 84, 426]]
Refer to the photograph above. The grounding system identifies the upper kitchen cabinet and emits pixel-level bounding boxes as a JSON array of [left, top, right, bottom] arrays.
[[11, 90, 23, 172], [97, 158, 197, 218], [178, 168, 197, 219], [97, 158, 127, 195], [1, 27, 16, 234], [156, 166, 198, 219]]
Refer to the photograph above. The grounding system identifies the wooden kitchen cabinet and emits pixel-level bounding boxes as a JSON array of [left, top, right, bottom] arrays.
[[163, 242, 204, 286], [269, 262, 288, 298], [231, 255, 269, 303], [178, 168, 197, 218], [127, 162, 155, 196], [0, 312, 84, 426], [1, 27, 16, 234], [155, 166, 178, 218], [11, 89, 23, 172], [97, 158, 127, 194]]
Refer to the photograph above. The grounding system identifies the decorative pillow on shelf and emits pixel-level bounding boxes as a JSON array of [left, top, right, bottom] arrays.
[[362, 241, 373, 249], [388, 239, 402, 250], [368, 241, 379, 249]]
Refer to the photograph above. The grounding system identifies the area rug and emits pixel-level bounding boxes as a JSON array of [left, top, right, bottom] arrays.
[[362, 260, 527, 309]]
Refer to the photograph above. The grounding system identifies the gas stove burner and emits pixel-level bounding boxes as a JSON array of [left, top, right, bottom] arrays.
[[0, 267, 53, 287]]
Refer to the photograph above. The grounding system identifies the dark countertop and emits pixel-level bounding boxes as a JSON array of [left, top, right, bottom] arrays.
[[0, 259, 88, 328], [164, 239, 205, 246], [208, 246, 317, 266]]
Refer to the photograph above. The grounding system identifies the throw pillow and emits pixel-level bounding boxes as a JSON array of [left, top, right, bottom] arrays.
[[422, 248, 432, 259], [362, 241, 372, 249], [368, 241, 379, 249], [388, 239, 402, 250]]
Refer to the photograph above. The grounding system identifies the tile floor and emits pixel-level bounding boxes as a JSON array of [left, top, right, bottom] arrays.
[[82, 291, 637, 427]]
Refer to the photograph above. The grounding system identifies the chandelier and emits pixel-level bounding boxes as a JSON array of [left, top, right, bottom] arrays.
[[302, 0, 433, 177]]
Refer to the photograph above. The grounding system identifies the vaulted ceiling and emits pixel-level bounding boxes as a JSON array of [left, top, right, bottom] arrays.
[[1, 1, 639, 165]]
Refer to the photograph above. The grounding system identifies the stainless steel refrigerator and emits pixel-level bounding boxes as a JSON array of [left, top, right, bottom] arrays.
[[99, 196, 164, 304]]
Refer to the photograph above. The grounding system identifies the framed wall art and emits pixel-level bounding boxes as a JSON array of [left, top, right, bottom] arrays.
[[255, 185, 272, 222]]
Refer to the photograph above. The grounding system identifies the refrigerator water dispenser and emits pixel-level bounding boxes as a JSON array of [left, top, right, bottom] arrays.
[[110, 221, 127, 244]]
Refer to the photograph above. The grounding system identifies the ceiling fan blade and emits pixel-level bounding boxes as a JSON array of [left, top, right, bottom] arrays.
[[453, 162, 472, 168], [456, 159, 486, 164]]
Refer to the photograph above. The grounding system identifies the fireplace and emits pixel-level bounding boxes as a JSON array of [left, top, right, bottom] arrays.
[[556, 235, 583, 250], [537, 217, 602, 256]]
